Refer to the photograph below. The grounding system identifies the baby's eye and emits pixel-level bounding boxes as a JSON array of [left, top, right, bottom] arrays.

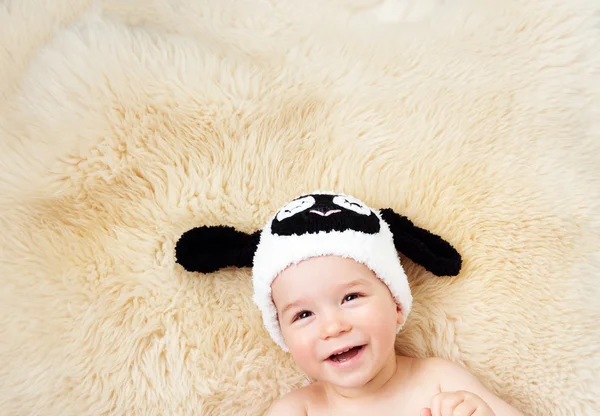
[[293, 310, 312, 322], [343, 293, 361, 303]]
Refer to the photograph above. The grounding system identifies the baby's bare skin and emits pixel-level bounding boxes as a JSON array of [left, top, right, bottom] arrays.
[[268, 355, 521, 415]]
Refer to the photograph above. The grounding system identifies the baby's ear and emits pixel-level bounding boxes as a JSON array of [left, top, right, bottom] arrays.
[[396, 304, 405, 326], [379, 208, 462, 277], [175, 225, 260, 273]]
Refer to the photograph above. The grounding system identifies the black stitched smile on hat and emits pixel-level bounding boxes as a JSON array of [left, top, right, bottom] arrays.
[[175, 190, 462, 351]]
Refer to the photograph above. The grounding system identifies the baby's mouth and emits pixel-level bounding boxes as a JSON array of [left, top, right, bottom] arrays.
[[328, 345, 365, 363]]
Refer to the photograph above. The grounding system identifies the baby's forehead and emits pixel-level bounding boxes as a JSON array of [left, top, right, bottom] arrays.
[[272, 255, 377, 292], [285, 255, 371, 275]]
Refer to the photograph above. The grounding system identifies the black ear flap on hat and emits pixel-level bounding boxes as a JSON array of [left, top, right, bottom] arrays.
[[175, 225, 260, 273], [379, 208, 462, 277]]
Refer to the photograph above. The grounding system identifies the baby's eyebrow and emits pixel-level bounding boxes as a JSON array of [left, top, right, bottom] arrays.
[[338, 278, 369, 290], [281, 299, 305, 316]]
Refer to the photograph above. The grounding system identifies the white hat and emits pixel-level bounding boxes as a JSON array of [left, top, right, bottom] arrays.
[[175, 191, 462, 351]]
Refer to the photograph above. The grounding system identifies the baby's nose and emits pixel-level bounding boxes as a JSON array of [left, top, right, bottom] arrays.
[[321, 314, 352, 339]]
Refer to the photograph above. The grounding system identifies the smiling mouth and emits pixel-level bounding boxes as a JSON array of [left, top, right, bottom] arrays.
[[328, 345, 366, 363]]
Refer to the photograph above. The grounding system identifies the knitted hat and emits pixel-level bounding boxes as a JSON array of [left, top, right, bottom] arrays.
[[175, 191, 462, 351]]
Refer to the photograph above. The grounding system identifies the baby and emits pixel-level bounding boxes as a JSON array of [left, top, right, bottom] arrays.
[[175, 191, 524, 416], [266, 255, 522, 415]]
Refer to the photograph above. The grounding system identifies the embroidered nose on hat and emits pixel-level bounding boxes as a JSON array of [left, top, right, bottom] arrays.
[[309, 209, 339, 216], [306, 196, 341, 216], [174, 190, 463, 351]]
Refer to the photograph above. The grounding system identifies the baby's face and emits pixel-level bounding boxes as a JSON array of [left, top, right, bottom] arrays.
[[271, 255, 403, 388]]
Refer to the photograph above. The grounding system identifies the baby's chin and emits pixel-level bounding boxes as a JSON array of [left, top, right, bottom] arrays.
[[317, 359, 377, 388], [317, 368, 375, 390], [295, 361, 372, 389]]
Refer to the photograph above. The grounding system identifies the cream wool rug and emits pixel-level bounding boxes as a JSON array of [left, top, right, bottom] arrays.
[[1, 0, 600, 415]]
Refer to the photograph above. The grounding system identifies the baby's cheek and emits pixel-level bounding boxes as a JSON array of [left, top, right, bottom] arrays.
[[286, 335, 320, 374], [283, 326, 313, 354], [360, 302, 398, 333]]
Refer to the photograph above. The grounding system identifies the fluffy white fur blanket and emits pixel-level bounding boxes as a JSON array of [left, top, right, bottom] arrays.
[[1, 0, 599, 415]]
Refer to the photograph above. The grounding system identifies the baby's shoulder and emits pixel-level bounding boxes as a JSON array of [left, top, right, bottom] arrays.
[[402, 355, 478, 388], [405, 355, 458, 372], [264, 384, 318, 416]]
